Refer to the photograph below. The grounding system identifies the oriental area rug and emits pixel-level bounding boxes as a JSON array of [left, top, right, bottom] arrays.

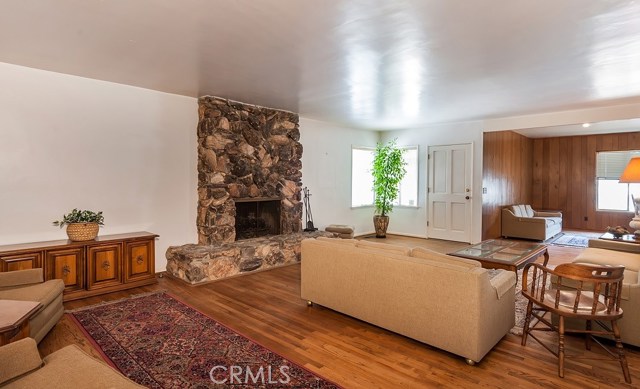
[[510, 267, 554, 336], [68, 292, 340, 389], [547, 233, 590, 248], [511, 270, 529, 336]]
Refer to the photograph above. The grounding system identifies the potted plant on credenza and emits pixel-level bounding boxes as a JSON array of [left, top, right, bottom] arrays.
[[372, 140, 406, 238], [53, 208, 105, 241]]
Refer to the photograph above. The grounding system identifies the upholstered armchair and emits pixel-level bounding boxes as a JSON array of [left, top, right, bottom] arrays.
[[0, 338, 143, 388], [501, 204, 562, 241], [0, 269, 64, 343]]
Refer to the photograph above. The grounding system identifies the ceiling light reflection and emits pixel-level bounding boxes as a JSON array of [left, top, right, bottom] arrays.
[[401, 57, 423, 117], [347, 48, 380, 119]]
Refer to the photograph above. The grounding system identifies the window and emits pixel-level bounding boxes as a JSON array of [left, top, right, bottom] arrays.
[[596, 150, 640, 211], [351, 145, 419, 208], [351, 147, 375, 207], [394, 146, 419, 207]]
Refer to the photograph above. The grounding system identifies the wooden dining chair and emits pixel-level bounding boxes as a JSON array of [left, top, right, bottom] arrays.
[[520, 262, 631, 384]]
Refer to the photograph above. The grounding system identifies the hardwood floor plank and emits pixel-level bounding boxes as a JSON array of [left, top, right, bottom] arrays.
[[38, 235, 639, 388]]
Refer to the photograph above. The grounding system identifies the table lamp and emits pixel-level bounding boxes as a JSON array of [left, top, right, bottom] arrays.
[[619, 156, 640, 237]]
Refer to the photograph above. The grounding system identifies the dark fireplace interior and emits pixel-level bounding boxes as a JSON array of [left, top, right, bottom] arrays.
[[235, 199, 281, 240]]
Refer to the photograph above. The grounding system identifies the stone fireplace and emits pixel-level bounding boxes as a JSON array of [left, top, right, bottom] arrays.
[[195, 96, 303, 245], [165, 96, 330, 284], [234, 198, 281, 240]]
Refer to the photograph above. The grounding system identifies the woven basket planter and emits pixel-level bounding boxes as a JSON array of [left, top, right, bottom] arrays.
[[66, 223, 99, 241]]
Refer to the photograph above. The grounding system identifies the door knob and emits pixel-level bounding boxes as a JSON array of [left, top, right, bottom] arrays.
[[465, 196, 470, 200]]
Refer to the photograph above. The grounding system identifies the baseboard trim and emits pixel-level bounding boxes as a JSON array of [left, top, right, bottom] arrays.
[[387, 232, 428, 239], [355, 231, 428, 239]]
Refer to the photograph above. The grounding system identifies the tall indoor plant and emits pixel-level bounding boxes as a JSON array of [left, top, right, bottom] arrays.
[[372, 140, 406, 238]]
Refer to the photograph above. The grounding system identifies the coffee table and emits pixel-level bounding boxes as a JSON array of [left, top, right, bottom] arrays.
[[449, 239, 549, 281], [0, 300, 42, 346]]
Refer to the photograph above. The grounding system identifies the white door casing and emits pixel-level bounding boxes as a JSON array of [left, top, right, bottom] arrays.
[[427, 143, 473, 242]]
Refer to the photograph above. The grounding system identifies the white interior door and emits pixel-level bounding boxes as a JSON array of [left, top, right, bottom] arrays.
[[427, 144, 473, 242]]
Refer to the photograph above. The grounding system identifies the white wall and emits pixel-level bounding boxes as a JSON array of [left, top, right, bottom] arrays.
[[381, 122, 484, 243], [299, 118, 379, 235], [0, 62, 198, 270]]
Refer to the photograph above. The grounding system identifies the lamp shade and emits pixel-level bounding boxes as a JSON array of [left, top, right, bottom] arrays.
[[619, 157, 640, 183]]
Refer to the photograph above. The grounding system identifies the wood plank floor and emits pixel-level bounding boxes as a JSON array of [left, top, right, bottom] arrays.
[[39, 234, 639, 388]]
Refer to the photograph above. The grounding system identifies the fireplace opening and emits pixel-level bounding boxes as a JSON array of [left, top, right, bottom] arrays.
[[235, 198, 281, 240]]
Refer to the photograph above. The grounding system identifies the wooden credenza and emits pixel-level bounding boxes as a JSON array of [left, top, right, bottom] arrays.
[[0, 232, 158, 301]]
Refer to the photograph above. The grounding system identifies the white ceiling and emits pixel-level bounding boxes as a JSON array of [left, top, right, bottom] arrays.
[[2, 0, 640, 130]]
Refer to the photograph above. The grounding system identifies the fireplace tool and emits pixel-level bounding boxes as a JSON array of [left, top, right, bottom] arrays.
[[303, 186, 318, 231]]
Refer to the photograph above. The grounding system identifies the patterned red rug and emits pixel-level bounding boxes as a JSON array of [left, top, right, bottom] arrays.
[[69, 292, 340, 388]]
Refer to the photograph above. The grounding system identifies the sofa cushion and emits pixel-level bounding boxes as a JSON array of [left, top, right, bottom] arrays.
[[410, 248, 480, 269], [524, 205, 535, 217], [0, 279, 65, 307], [324, 225, 355, 234], [355, 240, 411, 256], [510, 205, 534, 218], [535, 217, 561, 227]]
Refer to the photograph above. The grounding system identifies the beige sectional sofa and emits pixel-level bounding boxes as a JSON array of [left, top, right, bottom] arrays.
[[301, 237, 516, 364], [562, 238, 640, 347]]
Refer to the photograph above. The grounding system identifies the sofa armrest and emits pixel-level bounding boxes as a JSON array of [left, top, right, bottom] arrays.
[[588, 239, 640, 253], [488, 270, 516, 299], [0, 338, 43, 385], [534, 211, 562, 218], [0, 269, 44, 288]]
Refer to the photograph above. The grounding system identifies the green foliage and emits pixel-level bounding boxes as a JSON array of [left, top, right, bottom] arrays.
[[372, 139, 407, 216], [52, 209, 105, 228]]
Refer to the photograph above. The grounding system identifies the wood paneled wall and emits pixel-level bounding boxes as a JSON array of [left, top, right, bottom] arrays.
[[482, 131, 533, 239], [532, 132, 640, 231]]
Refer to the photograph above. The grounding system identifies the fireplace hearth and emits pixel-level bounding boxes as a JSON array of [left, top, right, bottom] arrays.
[[235, 198, 281, 240]]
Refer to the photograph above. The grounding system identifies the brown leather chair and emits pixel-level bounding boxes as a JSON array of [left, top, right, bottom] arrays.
[[521, 262, 631, 384]]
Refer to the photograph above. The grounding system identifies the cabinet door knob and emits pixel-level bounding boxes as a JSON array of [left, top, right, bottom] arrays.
[[62, 264, 71, 276], [136, 255, 144, 265], [102, 260, 111, 271]]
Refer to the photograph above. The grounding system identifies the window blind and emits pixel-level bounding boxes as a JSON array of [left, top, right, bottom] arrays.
[[596, 150, 640, 179]]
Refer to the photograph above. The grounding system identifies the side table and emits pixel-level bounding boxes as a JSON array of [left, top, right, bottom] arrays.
[[0, 300, 42, 346]]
